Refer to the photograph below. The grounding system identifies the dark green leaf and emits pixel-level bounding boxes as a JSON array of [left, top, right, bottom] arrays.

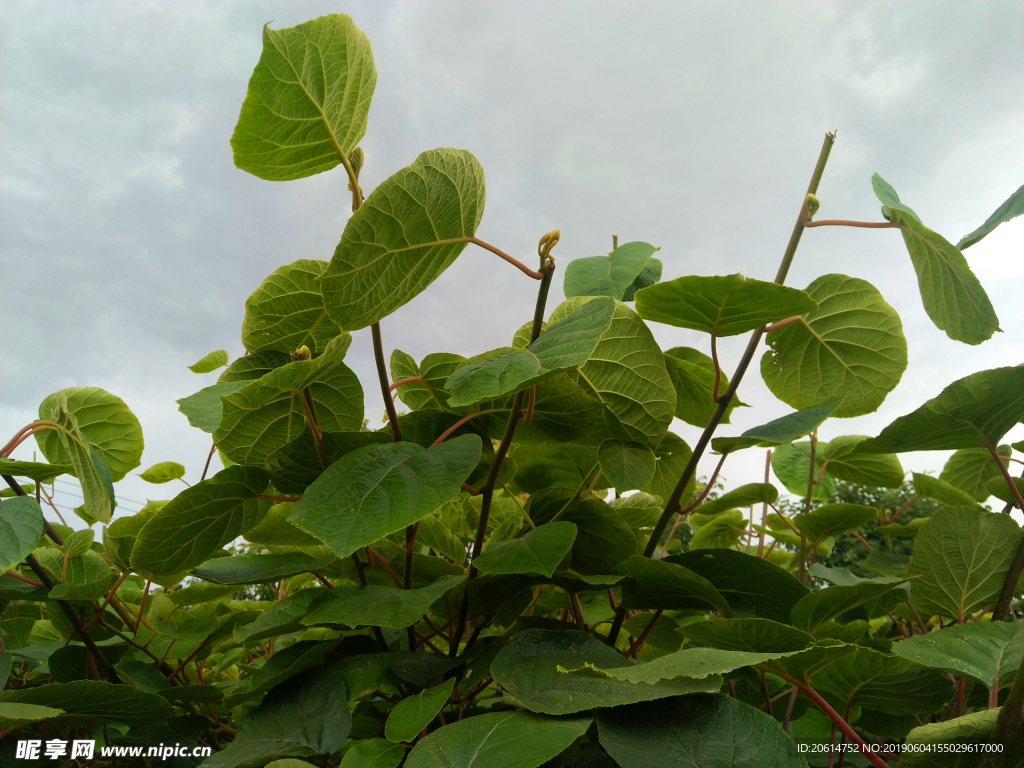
[[771, 441, 834, 502], [193, 551, 335, 586], [302, 576, 463, 629], [618, 556, 731, 616], [0, 458, 72, 484], [177, 380, 251, 433], [711, 399, 840, 454], [689, 510, 746, 551], [339, 739, 404, 768], [473, 522, 576, 577], [940, 446, 1011, 502], [792, 503, 878, 544], [218, 350, 291, 384], [384, 678, 455, 743], [0, 496, 44, 571], [265, 430, 392, 495], [2, 680, 170, 726], [291, 435, 480, 559], [818, 435, 904, 488], [563, 241, 659, 300], [231, 14, 375, 181], [642, 432, 694, 502], [585, 646, 799, 686], [242, 260, 341, 354], [692, 483, 778, 517], [622, 257, 663, 303], [664, 346, 743, 427], [635, 273, 817, 337], [682, 617, 813, 653], [957, 184, 1024, 249], [598, 439, 656, 492], [891, 621, 1023, 690], [549, 499, 637, 575], [226, 640, 341, 706], [902, 710, 1000, 768], [790, 582, 906, 635]]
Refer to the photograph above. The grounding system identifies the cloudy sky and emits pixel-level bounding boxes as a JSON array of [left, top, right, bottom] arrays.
[[2, 0, 1022, 526]]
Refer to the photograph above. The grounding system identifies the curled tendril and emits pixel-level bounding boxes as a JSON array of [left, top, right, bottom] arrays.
[[805, 193, 821, 220], [538, 229, 560, 264]]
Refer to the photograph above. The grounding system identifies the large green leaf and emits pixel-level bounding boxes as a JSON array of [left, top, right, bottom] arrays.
[[320, 148, 486, 331], [586, 647, 799, 686], [490, 629, 719, 715], [265, 430, 392, 494], [548, 499, 637, 575], [617, 556, 731, 616], [215, 335, 363, 466], [908, 505, 1023, 621], [244, 503, 326, 547], [0, 458, 72, 484], [0, 702, 65, 727], [446, 298, 616, 407], [873, 174, 999, 344], [891, 621, 1023, 691], [641, 431, 694, 502], [232, 589, 328, 643], [193, 551, 336, 586], [509, 443, 603, 494], [302, 575, 463, 629], [711, 399, 840, 454], [177, 380, 251, 433], [940, 446, 1011, 502], [384, 678, 455, 743], [902, 709, 1001, 768], [814, 646, 954, 716], [771, 441, 834, 502], [0, 496, 44, 572], [622, 257, 663, 302], [391, 351, 465, 412], [563, 241, 659, 300], [219, 350, 291, 384], [45, 394, 116, 524], [225, 640, 341, 706], [339, 739, 404, 768], [597, 695, 806, 768], [693, 483, 778, 517], [858, 366, 1024, 453], [759, 641, 858, 684], [817, 435, 904, 488], [231, 13, 375, 181], [131, 466, 270, 575], [790, 581, 906, 635], [682, 617, 814, 653], [405, 710, 591, 768], [202, 668, 350, 768], [761, 274, 907, 418], [689, 509, 747, 551], [37, 386, 144, 482], [291, 435, 480, 559], [2, 680, 170, 726], [597, 439, 656, 492], [792, 503, 878, 544], [957, 184, 1024, 249], [913, 473, 982, 509], [473, 522, 576, 577], [241, 260, 341, 354], [34, 547, 117, 601], [665, 549, 810, 623], [664, 346, 743, 427], [547, 298, 675, 446], [635, 273, 817, 337]]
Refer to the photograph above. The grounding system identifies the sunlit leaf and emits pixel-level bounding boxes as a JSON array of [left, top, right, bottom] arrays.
[[771, 441, 834, 502], [817, 435, 904, 488], [139, 461, 186, 484], [0, 496, 45, 572], [711, 399, 840, 454], [188, 349, 229, 374], [242, 260, 342, 354], [563, 241, 659, 300], [663, 346, 744, 428], [939, 446, 1011, 502]]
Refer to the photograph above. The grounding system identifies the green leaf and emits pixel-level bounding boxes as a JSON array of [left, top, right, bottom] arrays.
[[193, 551, 335, 586], [139, 461, 186, 484], [957, 184, 1023, 249], [189, 349, 229, 373], [597, 439, 656, 492], [663, 346, 744, 428], [215, 335, 363, 466], [0, 458, 72, 484], [2, 680, 170, 726], [0, 702, 65, 727], [861, 366, 1024, 454], [231, 13, 375, 181], [711, 399, 840, 454], [817, 435, 904, 488], [908, 505, 1023, 621], [219, 350, 291, 383], [37, 386, 144, 482], [597, 695, 807, 768], [405, 710, 591, 768], [226, 640, 341, 706], [231, 589, 327, 643], [339, 739, 404, 768], [384, 678, 455, 743], [622, 257, 663, 303], [302, 576, 464, 629], [203, 667, 350, 768], [177, 380, 251, 433], [792, 503, 878, 544], [320, 148, 486, 331], [547, 298, 676, 446], [759, 642, 858, 684], [814, 646, 954, 716], [131, 465, 270, 575], [473, 522, 576, 577], [940, 446, 1011, 501], [446, 298, 616, 407], [618, 556, 731, 616], [642, 432, 694, 503], [244, 503, 326, 548], [761, 274, 907, 418], [0, 650, 12, 691], [987, 474, 1023, 505], [790, 582, 906, 635], [563, 241, 659, 300], [291, 435, 480, 560], [102, 503, 162, 570], [62, 528, 94, 557], [771, 442, 834, 502], [589, 646, 799, 686], [509, 443, 603, 495], [167, 582, 239, 606], [0, 496, 44, 572], [635, 273, 817, 337], [490, 629, 718, 715], [666, 549, 810, 623], [875, 518, 928, 537], [891, 621, 1023, 690], [902, 709, 1000, 768], [391, 351, 465, 412], [45, 393, 116, 524], [913, 473, 982, 508], [693, 483, 778, 517], [682, 617, 814, 653], [242, 260, 342, 355], [690, 509, 746, 551], [265, 430, 393, 495], [544, 499, 637, 576], [873, 174, 1000, 344]]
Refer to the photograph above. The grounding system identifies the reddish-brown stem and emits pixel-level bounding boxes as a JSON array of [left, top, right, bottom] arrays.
[[815, 458, 831, 485], [682, 453, 730, 515], [365, 546, 404, 588], [311, 571, 333, 589], [1, 420, 61, 457], [760, 669, 774, 716], [992, 447, 1024, 621], [468, 236, 544, 279], [850, 530, 873, 550], [758, 449, 772, 557], [885, 495, 921, 525], [607, 588, 618, 612], [389, 376, 425, 392], [461, 482, 482, 496], [432, 410, 502, 447], [84, 571, 130, 630], [415, 632, 444, 655], [906, 599, 929, 634], [624, 610, 662, 658], [989, 662, 1000, 709], [5, 569, 43, 587], [765, 315, 804, 333], [793, 680, 890, 768], [167, 641, 209, 682], [200, 443, 217, 481], [992, 445, 1024, 512], [521, 387, 537, 424], [710, 334, 722, 402], [135, 574, 153, 632], [804, 219, 901, 229]]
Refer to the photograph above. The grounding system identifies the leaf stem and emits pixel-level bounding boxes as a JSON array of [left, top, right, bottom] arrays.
[[791, 678, 890, 768], [991, 446, 1024, 622], [799, 432, 818, 583], [200, 442, 217, 481], [389, 376, 425, 392], [758, 449, 772, 557], [467, 237, 544, 279], [624, 609, 662, 658], [1, 420, 61, 457], [710, 334, 721, 402], [431, 410, 503, 447], [803, 219, 900, 229]]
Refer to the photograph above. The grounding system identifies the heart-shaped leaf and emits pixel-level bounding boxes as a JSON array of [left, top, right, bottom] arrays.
[[242, 260, 342, 354], [891, 621, 1023, 691], [563, 241, 659, 300], [664, 346, 744, 427], [711, 399, 841, 454], [939, 446, 1011, 502], [385, 678, 455, 743], [472, 522, 576, 577], [597, 439, 656, 492], [0, 496, 45, 572]]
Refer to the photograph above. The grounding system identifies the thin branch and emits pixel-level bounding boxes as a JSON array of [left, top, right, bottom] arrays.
[[365, 547, 403, 589], [758, 449, 772, 557], [467, 237, 544, 279], [803, 219, 900, 229], [5, 569, 43, 586], [389, 376, 425, 392], [431, 410, 502, 447], [624, 610, 662, 658], [200, 442, 217, 481], [710, 334, 722, 402]]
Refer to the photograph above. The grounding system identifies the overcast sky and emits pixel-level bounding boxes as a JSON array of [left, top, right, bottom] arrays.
[[2, 0, 1022, 527]]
